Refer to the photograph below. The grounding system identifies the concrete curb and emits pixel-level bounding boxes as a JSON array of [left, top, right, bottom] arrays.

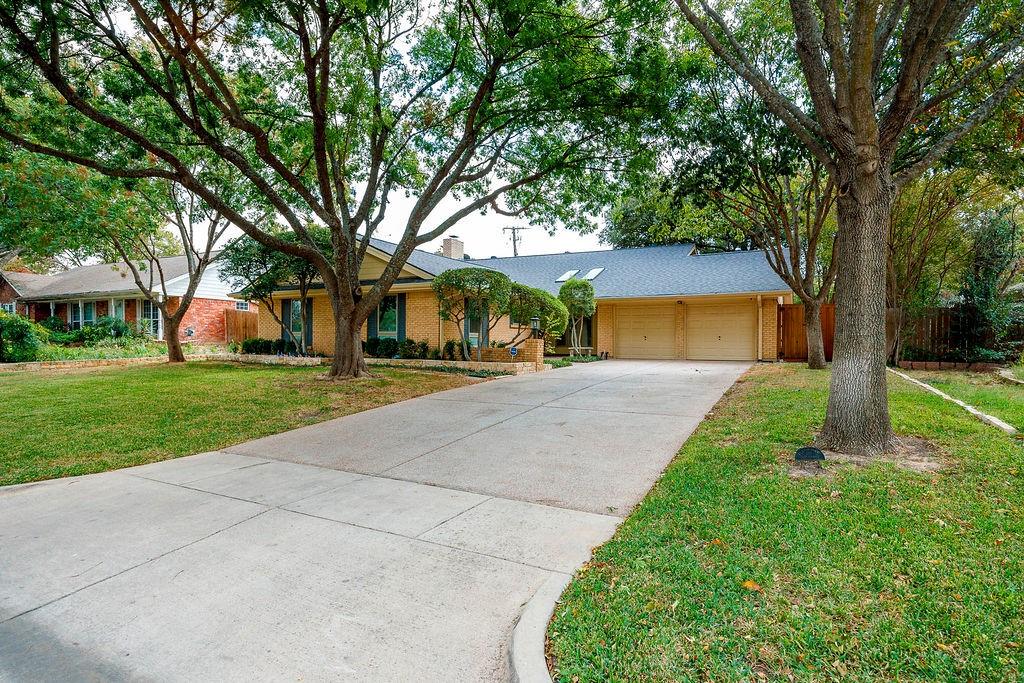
[[888, 368, 1018, 436], [508, 572, 571, 683]]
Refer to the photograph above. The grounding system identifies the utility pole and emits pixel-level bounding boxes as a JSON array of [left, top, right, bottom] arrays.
[[502, 226, 532, 257]]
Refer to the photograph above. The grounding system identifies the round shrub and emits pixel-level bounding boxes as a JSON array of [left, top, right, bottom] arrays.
[[0, 312, 46, 363]]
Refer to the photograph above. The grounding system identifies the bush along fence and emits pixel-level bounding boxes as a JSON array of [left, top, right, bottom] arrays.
[[779, 303, 1023, 365]]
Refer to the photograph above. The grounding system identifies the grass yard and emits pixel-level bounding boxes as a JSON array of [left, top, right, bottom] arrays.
[[0, 361, 469, 487], [1013, 365, 1024, 381], [903, 369, 1024, 431], [549, 365, 1023, 682]]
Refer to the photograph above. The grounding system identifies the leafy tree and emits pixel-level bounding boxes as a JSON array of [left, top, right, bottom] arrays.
[[558, 278, 596, 356], [885, 172, 1000, 362], [0, 0, 669, 378], [959, 206, 1022, 361], [0, 148, 225, 361], [432, 268, 513, 361], [220, 230, 331, 355], [507, 283, 569, 345], [602, 184, 753, 252], [0, 147, 170, 270], [674, 0, 1024, 454], [668, 88, 839, 369]]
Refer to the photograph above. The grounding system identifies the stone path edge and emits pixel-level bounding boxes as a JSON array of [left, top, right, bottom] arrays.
[[889, 368, 1018, 435]]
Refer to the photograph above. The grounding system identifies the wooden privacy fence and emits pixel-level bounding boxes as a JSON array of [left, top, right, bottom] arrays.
[[780, 304, 992, 362], [225, 308, 258, 343], [778, 303, 835, 361], [899, 307, 958, 357]]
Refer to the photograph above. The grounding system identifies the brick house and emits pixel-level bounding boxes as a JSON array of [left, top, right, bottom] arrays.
[[0, 257, 255, 344], [254, 236, 792, 361]]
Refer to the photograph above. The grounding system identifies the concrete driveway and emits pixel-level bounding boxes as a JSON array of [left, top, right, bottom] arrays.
[[0, 360, 748, 681]]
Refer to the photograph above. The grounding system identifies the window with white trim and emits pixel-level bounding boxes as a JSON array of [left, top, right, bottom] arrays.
[[234, 301, 250, 311], [140, 299, 161, 337], [70, 303, 82, 330], [0, 302, 15, 314]]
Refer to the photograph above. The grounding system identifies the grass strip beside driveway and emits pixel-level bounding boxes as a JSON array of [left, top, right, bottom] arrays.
[[548, 365, 1023, 682], [1, 361, 469, 487]]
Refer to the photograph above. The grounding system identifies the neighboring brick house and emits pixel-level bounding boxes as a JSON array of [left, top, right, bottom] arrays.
[[254, 236, 792, 361], [0, 257, 255, 344]]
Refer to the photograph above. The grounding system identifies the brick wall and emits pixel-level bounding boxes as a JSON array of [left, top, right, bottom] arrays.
[[673, 302, 685, 359], [0, 276, 29, 316], [405, 290, 441, 347], [594, 303, 614, 357], [760, 297, 779, 361], [165, 296, 246, 344]]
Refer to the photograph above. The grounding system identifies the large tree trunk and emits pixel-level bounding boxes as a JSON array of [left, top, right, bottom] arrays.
[[804, 299, 827, 370], [818, 172, 897, 455], [328, 308, 369, 378], [164, 317, 186, 363]]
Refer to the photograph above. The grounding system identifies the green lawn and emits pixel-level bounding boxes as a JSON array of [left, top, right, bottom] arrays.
[[549, 365, 1023, 682], [1013, 366, 1024, 381], [904, 369, 1024, 431], [1, 361, 468, 487]]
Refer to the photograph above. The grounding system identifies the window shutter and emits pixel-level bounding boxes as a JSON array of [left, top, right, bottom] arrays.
[[397, 293, 406, 341], [304, 298, 313, 348], [281, 298, 292, 341]]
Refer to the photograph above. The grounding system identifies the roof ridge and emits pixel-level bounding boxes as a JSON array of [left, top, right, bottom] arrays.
[[467, 243, 695, 261]]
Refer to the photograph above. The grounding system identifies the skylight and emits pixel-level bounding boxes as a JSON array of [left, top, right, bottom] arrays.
[[556, 269, 580, 282], [583, 267, 605, 280]]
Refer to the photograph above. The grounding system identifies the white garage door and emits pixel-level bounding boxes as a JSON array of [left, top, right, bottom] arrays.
[[686, 302, 757, 360], [614, 305, 676, 359]]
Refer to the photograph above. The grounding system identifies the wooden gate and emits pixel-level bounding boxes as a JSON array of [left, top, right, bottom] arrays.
[[778, 303, 835, 361], [225, 308, 259, 343]]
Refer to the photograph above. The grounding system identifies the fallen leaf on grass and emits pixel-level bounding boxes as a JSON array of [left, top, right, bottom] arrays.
[[742, 580, 764, 593], [936, 643, 956, 654]]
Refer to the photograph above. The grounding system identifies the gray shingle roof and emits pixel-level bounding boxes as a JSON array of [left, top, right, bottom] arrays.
[[466, 244, 789, 298], [1, 271, 52, 297], [2, 255, 196, 300], [368, 237, 481, 276]]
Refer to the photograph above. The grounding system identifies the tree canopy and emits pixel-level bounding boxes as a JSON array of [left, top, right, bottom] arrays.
[[0, 0, 674, 376]]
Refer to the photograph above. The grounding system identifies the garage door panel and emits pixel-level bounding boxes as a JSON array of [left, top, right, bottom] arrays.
[[685, 303, 756, 361], [615, 305, 676, 359]]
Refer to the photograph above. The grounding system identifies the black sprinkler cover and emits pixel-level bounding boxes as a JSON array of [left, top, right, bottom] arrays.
[[795, 446, 825, 461]]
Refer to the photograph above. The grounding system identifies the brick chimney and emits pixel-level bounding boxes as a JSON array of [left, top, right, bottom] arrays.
[[441, 235, 464, 260]]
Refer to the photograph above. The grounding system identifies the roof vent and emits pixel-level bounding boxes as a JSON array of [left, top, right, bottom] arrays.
[[556, 269, 580, 282], [583, 267, 604, 280]]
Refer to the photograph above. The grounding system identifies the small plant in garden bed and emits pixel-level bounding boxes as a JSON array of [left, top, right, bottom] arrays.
[[37, 338, 180, 361], [369, 361, 511, 377], [567, 354, 601, 363], [546, 357, 573, 369]]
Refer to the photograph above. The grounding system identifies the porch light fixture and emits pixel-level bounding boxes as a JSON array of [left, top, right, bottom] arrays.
[[530, 316, 540, 337]]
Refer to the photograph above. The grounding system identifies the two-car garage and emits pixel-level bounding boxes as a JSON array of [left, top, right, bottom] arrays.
[[610, 299, 760, 361]]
